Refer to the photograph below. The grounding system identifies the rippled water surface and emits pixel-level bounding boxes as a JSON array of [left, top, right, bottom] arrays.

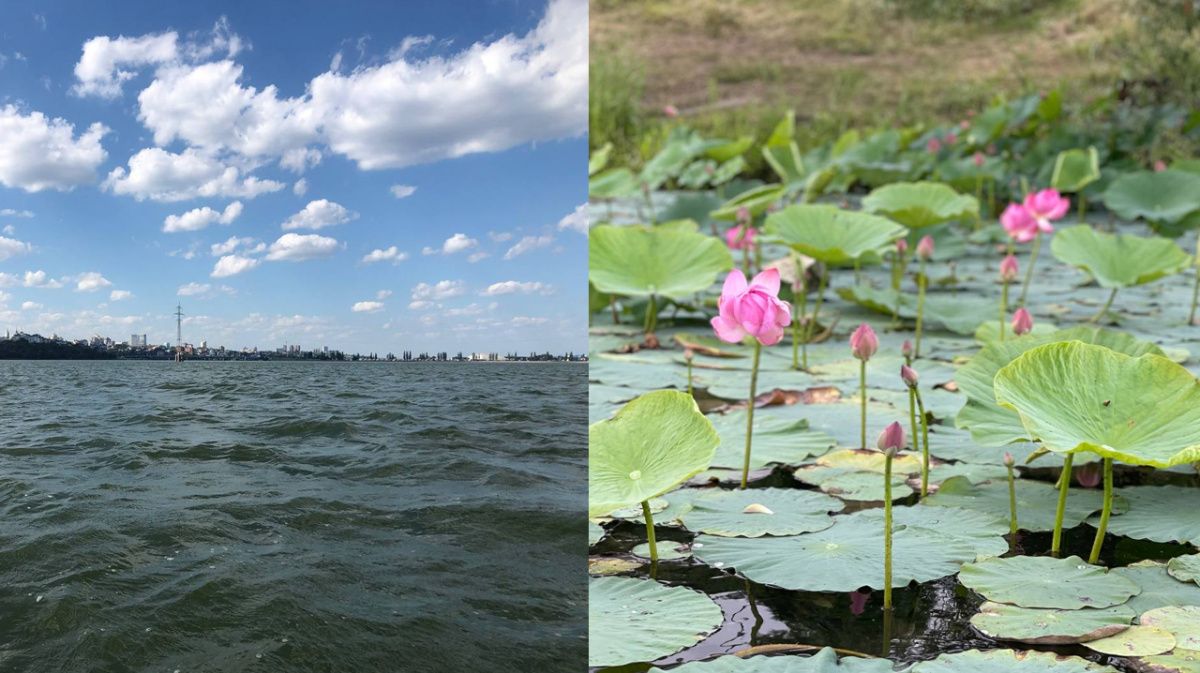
[[0, 361, 587, 672]]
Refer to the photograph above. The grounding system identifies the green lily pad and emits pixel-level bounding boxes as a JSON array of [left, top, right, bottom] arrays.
[[1112, 561, 1200, 616], [1140, 606, 1200, 650], [589, 391, 720, 518], [1081, 625, 1176, 657], [836, 285, 995, 335], [1168, 554, 1200, 585], [670, 647, 898, 672], [974, 320, 1058, 345], [970, 601, 1134, 644], [1052, 147, 1101, 193], [909, 648, 1121, 673], [678, 488, 841, 537], [588, 577, 723, 667], [1050, 225, 1191, 289], [590, 556, 642, 576], [588, 224, 734, 300], [1097, 486, 1200, 546], [764, 204, 907, 264], [1102, 170, 1200, 225], [708, 412, 837, 470], [590, 521, 606, 546], [861, 182, 979, 229], [955, 327, 1162, 446], [712, 184, 787, 221], [994, 342, 1200, 468], [958, 555, 1140, 609], [855, 505, 1010, 560], [922, 476, 1122, 533], [589, 167, 639, 199], [1138, 649, 1200, 673], [589, 143, 612, 176], [692, 509, 978, 591], [796, 469, 916, 502]]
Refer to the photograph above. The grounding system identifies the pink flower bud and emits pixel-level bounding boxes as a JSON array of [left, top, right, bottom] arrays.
[[901, 365, 919, 388], [901, 340, 914, 359], [725, 224, 755, 250], [683, 347, 694, 362], [1003, 452, 1015, 468], [986, 144, 996, 155], [946, 132, 957, 145], [896, 239, 908, 255], [960, 120, 970, 130], [999, 254, 1019, 282], [926, 137, 942, 154], [876, 421, 906, 452], [1011, 308, 1033, 336], [973, 151, 985, 168], [711, 269, 792, 346], [736, 206, 751, 225], [663, 105, 679, 118], [1154, 159, 1167, 172], [1076, 462, 1102, 488], [850, 324, 878, 361], [916, 235, 935, 260]]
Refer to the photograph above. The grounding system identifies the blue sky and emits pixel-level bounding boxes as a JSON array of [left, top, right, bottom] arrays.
[[0, 0, 587, 354]]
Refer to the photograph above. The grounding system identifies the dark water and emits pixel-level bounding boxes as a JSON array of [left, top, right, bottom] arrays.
[[0, 361, 587, 673]]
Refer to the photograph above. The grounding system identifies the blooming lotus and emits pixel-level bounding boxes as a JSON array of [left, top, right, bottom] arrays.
[[1000, 203, 1037, 243], [1023, 189, 1069, 233], [663, 105, 679, 117], [711, 269, 791, 346], [726, 224, 755, 250]]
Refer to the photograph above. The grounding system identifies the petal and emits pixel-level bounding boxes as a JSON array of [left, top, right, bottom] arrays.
[[722, 269, 748, 297], [756, 323, 784, 346], [749, 267, 780, 296], [711, 316, 746, 343], [1046, 198, 1070, 220]]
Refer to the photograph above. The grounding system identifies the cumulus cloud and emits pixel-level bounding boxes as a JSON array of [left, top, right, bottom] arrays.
[[510, 316, 549, 325], [210, 236, 258, 256], [390, 184, 416, 199], [110, 289, 134, 301], [178, 282, 211, 296], [163, 200, 243, 232], [362, 246, 409, 265], [22, 270, 62, 289], [71, 31, 179, 98], [441, 233, 477, 255], [211, 254, 260, 277], [265, 233, 339, 261], [0, 209, 34, 218], [503, 233, 555, 260], [21, 301, 43, 310], [480, 280, 552, 296], [467, 251, 490, 264], [376, 290, 392, 299], [74, 271, 113, 292], [293, 178, 308, 196], [352, 301, 384, 313], [0, 105, 109, 192], [411, 279, 466, 302], [0, 235, 32, 263], [282, 199, 357, 230], [557, 203, 588, 234], [104, 147, 283, 202]]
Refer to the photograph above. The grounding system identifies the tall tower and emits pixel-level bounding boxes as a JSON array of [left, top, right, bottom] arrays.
[[175, 303, 184, 347]]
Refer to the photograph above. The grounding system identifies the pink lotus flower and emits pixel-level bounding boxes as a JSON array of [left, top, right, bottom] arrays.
[[926, 137, 942, 153], [663, 105, 679, 118], [916, 235, 935, 260], [1076, 462, 1102, 488], [736, 206, 751, 225], [896, 239, 908, 256], [986, 144, 996, 155], [1023, 189, 1069, 233], [849, 590, 870, 615], [711, 269, 791, 346], [999, 254, 1019, 282], [900, 364, 918, 388], [726, 225, 755, 250], [876, 421, 906, 452], [1011, 308, 1033, 336], [1154, 159, 1167, 172], [973, 151, 985, 168], [960, 120, 970, 130], [850, 324, 878, 361], [1000, 203, 1037, 243], [946, 132, 958, 145]]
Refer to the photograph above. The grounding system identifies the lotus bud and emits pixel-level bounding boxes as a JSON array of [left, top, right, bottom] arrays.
[[946, 132, 957, 145], [1003, 452, 1015, 468], [1011, 308, 1033, 336], [877, 421, 905, 452], [683, 347, 694, 362], [896, 239, 908, 256], [663, 104, 679, 118], [736, 206, 751, 225], [960, 120, 970, 130], [926, 137, 942, 153], [901, 340, 914, 360], [900, 364, 919, 389], [1154, 159, 1167, 172], [999, 254, 1019, 282], [973, 151, 985, 168], [916, 235, 935, 260], [850, 324, 878, 361]]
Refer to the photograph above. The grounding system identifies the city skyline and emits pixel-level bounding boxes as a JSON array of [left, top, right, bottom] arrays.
[[0, 0, 587, 354]]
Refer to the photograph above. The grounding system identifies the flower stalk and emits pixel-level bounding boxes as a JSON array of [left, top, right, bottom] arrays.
[[1050, 454, 1074, 557], [1090, 288, 1118, 324], [1088, 457, 1114, 564], [741, 341, 762, 489], [641, 499, 658, 563], [1004, 452, 1018, 539]]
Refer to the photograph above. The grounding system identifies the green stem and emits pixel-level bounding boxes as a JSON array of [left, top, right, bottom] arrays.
[[1006, 463, 1018, 540], [988, 178, 996, 221], [915, 258, 927, 358], [644, 294, 658, 333], [686, 359, 693, 397], [803, 271, 827, 370], [1090, 288, 1118, 324], [908, 387, 919, 470], [1088, 458, 1114, 564], [793, 284, 807, 370], [883, 452, 894, 610], [642, 500, 658, 563], [975, 176, 983, 230], [914, 388, 930, 498], [645, 191, 656, 225], [1051, 454, 1074, 557], [741, 341, 762, 489], [999, 281, 1009, 342], [854, 258, 861, 286], [1077, 193, 1087, 223], [610, 296, 620, 325], [742, 239, 750, 276], [1190, 267, 1200, 325], [860, 359, 867, 449], [1018, 231, 1041, 308]]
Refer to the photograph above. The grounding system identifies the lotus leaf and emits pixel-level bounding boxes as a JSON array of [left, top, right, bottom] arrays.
[[855, 505, 1010, 560], [711, 184, 787, 221], [589, 521, 605, 546], [793, 468, 915, 502], [632, 541, 692, 560], [589, 143, 613, 176], [764, 204, 907, 264], [588, 577, 723, 667], [958, 555, 1140, 609], [836, 286, 995, 335], [1140, 606, 1200, 650], [588, 391, 720, 518], [678, 488, 841, 537], [1137, 649, 1200, 673], [1112, 561, 1200, 616], [763, 142, 806, 191], [1102, 170, 1200, 225], [590, 556, 642, 576], [974, 320, 1058, 345], [1081, 625, 1176, 657], [707, 412, 837, 469], [954, 327, 1161, 446], [922, 476, 1123, 532], [668, 647, 898, 672], [1168, 555, 1200, 585], [909, 648, 1121, 673], [993, 342, 1200, 468], [861, 182, 979, 229], [692, 509, 978, 591], [703, 136, 754, 163], [1050, 225, 1190, 289], [590, 167, 639, 199], [970, 602, 1133, 644], [588, 225, 734, 300], [1052, 147, 1101, 193]]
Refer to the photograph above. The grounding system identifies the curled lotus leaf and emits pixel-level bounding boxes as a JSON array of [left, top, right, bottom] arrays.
[[994, 342, 1200, 468], [764, 204, 907, 264], [1050, 225, 1191, 289], [711, 184, 788, 220], [1081, 625, 1176, 657], [1112, 561, 1200, 617], [588, 224, 734, 300], [588, 577, 723, 667], [1167, 554, 1200, 585], [861, 181, 980, 229], [589, 521, 605, 546], [669, 646, 898, 672], [970, 601, 1134, 645], [958, 555, 1140, 610], [909, 648, 1121, 673], [1051, 147, 1101, 193], [678, 487, 842, 537]]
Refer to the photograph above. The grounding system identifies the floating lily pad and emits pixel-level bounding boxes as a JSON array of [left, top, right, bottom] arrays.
[[692, 509, 978, 591], [958, 555, 1140, 609], [1112, 561, 1200, 616], [923, 476, 1122, 533], [909, 648, 1121, 673], [796, 469, 915, 502], [974, 320, 1059, 345], [589, 391, 720, 518], [670, 647, 898, 672], [1102, 170, 1200, 225], [590, 521, 606, 546], [708, 412, 837, 470], [1168, 555, 1200, 585], [1050, 225, 1191, 289], [678, 488, 841, 537], [1081, 625, 1176, 657], [1098, 487, 1200, 546], [632, 541, 692, 560], [837, 285, 995, 335], [764, 204, 907, 264], [590, 556, 642, 576], [588, 577, 723, 667], [855, 505, 1010, 560], [955, 327, 1162, 446], [994, 342, 1200, 468], [1137, 649, 1200, 673], [862, 182, 979, 229], [970, 601, 1134, 644], [588, 224, 734, 300], [1140, 606, 1200, 650]]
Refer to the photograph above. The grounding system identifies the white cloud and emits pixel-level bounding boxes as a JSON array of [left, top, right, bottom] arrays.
[[557, 202, 588, 234], [480, 280, 552, 296], [390, 184, 416, 199], [211, 254, 260, 277], [0, 105, 108, 192], [510, 316, 549, 325], [0, 209, 34, 218], [104, 147, 283, 202], [110, 289, 134, 301], [362, 246, 409, 265], [0, 236, 32, 263], [441, 233, 477, 255], [210, 235, 257, 256], [282, 199, 357, 230], [408, 300, 437, 310], [22, 270, 62, 289], [74, 271, 113, 292], [1, 225, 12, 236], [21, 301, 42, 310], [467, 251, 490, 264], [422, 246, 437, 256], [178, 282, 210, 296], [411, 279, 466, 301], [488, 231, 513, 243], [352, 301, 384, 313], [280, 147, 322, 173], [265, 233, 339, 261], [503, 233, 555, 260], [445, 303, 485, 317], [293, 178, 308, 196], [376, 290, 392, 299], [163, 201, 243, 232], [71, 32, 179, 98]]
